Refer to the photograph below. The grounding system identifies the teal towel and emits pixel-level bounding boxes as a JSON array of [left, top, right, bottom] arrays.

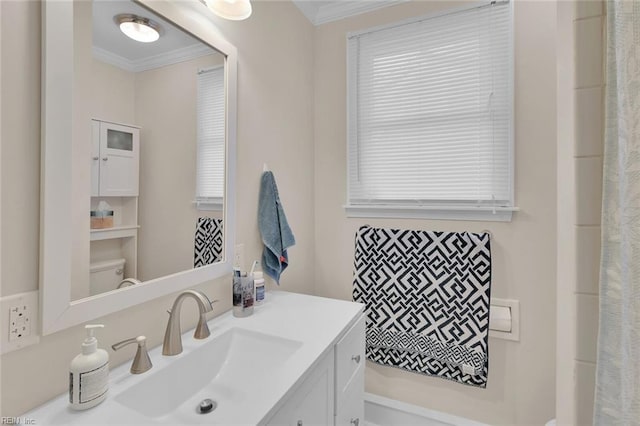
[[258, 171, 295, 284]]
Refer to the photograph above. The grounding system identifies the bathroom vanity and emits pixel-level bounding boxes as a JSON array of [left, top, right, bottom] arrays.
[[25, 291, 365, 425]]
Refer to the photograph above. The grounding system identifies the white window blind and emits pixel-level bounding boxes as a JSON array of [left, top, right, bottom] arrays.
[[196, 66, 225, 209], [347, 1, 514, 220]]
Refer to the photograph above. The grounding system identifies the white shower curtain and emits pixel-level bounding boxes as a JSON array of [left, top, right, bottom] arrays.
[[594, 1, 640, 424]]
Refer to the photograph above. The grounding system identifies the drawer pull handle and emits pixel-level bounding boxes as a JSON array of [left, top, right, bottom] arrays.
[[351, 354, 361, 363], [297, 421, 303, 426], [350, 418, 360, 426]]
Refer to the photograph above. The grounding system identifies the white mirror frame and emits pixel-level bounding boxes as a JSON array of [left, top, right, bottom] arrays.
[[40, 0, 237, 335]]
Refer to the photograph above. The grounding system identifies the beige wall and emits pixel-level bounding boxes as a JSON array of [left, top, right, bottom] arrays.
[[211, 1, 316, 286], [0, 0, 315, 416], [1, 0, 41, 298], [90, 59, 136, 123], [313, 1, 558, 424], [135, 54, 224, 281]]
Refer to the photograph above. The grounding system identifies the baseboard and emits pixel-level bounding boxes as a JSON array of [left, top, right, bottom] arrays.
[[364, 393, 489, 426]]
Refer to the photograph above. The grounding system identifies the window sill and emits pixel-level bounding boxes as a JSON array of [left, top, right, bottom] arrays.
[[193, 199, 223, 212], [344, 204, 519, 222]]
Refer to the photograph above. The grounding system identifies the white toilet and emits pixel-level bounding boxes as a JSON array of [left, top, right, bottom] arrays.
[[89, 258, 126, 296]]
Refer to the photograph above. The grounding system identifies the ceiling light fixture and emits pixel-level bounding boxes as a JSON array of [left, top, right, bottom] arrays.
[[206, 0, 252, 21], [115, 14, 162, 43]]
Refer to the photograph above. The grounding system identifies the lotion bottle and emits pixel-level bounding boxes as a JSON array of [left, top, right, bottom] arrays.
[[69, 324, 109, 410], [254, 270, 265, 306]]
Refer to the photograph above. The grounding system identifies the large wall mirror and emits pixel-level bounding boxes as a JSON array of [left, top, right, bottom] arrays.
[[40, 0, 237, 334]]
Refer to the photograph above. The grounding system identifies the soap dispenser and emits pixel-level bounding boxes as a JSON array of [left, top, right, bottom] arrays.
[[69, 324, 109, 410]]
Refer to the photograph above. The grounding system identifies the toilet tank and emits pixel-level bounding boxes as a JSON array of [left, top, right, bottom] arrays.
[[90, 258, 126, 296]]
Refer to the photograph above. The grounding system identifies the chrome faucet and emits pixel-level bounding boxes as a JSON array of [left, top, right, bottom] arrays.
[[112, 335, 153, 374], [162, 290, 215, 356]]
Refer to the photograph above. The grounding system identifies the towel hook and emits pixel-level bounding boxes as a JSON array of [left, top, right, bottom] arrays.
[[482, 229, 493, 240], [263, 163, 269, 172]]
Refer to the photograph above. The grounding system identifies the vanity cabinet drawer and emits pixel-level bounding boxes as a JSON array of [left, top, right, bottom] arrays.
[[334, 314, 365, 413]]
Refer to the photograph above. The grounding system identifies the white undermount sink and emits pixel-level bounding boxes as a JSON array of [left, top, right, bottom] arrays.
[[115, 328, 303, 420]]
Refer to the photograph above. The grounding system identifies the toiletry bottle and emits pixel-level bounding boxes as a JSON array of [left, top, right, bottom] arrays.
[[232, 268, 244, 317], [233, 270, 254, 317], [242, 273, 254, 312], [254, 270, 265, 306], [69, 324, 109, 410]]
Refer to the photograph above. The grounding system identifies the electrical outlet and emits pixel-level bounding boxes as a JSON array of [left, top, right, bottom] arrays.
[[234, 243, 245, 270], [1, 291, 40, 354], [9, 304, 31, 341]]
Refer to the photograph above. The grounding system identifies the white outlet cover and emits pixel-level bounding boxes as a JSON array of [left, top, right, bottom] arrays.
[[1, 291, 40, 354], [489, 297, 520, 342]]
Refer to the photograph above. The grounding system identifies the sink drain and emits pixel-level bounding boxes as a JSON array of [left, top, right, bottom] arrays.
[[197, 398, 217, 414]]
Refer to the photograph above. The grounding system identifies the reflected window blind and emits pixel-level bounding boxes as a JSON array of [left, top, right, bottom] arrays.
[[347, 1, 513, 208], [196, 66, 225, 202]]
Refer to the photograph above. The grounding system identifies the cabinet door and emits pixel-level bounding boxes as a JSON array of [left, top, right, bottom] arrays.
[[267, 350, 334, 426], [290, 367, 332, 426], [335, 315, 365, 426], [91, 120, 100, 197], [334, 368, 364, 426], [98, 122, 139, 196], [335, 315, 365, 412]]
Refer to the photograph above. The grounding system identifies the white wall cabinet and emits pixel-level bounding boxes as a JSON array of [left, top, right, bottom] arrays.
[[90, 119, 141, 282], [91, 119, 140, 197], [267, 313, 365, 426]]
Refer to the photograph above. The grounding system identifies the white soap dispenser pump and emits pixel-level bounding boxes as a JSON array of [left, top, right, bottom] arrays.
[[69, 324, 109, 410]]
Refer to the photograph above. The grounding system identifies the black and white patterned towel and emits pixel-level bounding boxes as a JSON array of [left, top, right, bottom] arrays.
[[194, 217, 223, 267], [352, 225, 491, 387]]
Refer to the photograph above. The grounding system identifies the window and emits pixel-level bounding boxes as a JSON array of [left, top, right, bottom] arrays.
[[195, 66, 225, 210], [346, 1, 515, 221]]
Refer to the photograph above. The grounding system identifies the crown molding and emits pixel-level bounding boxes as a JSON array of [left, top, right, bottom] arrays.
[[93, 43, 214, 73], [293, 0, 408, 26]]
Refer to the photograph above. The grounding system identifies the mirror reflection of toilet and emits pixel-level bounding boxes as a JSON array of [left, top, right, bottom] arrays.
[[89, 259, 125, 296]]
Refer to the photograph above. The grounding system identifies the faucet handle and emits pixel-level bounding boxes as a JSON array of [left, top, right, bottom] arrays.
[[112, 335, 153, 374], [194, 300, 220, 340]]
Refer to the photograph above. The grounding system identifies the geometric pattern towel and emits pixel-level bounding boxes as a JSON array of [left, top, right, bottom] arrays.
[[352, 225, 492, 388], [194, 217, 223, 268]]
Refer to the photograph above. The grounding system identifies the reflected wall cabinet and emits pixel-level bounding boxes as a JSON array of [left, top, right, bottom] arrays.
[[90, 119, 141, 285], [91, 119, 140, 197]]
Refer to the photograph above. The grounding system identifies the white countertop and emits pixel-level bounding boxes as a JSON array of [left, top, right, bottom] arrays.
[[25, 291, 364, 425]]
